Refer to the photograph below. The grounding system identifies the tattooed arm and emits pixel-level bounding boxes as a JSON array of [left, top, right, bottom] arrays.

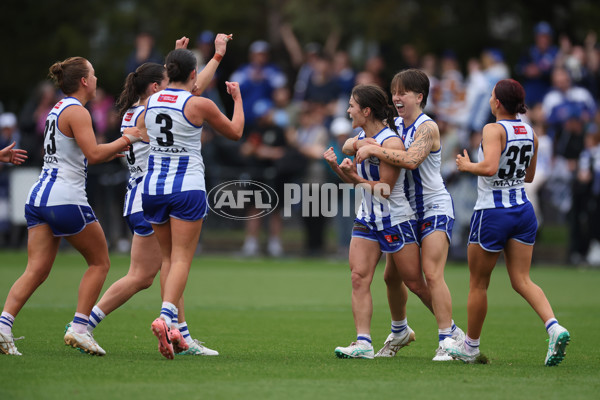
[[355, 121, 440, 170]]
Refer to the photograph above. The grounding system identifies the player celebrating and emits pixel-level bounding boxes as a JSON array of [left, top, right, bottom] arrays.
[[0, 57, 142, 356], [447, 79, 570, 366], [84, 34, 231, 357], [353, 69, 464, 360], [143, 48, 244, 359], [324, 84, 432, 359]]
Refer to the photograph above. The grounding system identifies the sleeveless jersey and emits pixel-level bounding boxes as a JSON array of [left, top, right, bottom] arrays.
[[474, 119, 534, 210], [121, 105, 148, 216], [27, 97, 89, 207], [142, 88, 205, 195], [355, 127, 414, 231], [395, 114, 454, 220]]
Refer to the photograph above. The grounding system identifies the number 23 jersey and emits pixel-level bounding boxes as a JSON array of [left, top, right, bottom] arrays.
[[143, 88, 205, 195], [475, 119, 535, 210], [27, 97, 88, 207]]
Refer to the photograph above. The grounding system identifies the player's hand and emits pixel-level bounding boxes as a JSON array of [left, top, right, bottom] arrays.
[[339, 157, 354, 173], [214, 33, 232, 57], [456, 149, 471, 171], [0, 142, 27, 165], [175, 36, 189, 49], [122, 127, 143, 145], [323, 147, 338, 167], [225, 81, 241, 100], [355, 144, 378, 164]]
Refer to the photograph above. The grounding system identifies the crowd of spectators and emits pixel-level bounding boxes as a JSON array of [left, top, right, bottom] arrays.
[[1, 22, 599, 265]]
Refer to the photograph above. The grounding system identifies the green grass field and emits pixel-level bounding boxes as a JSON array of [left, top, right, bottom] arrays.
[[1, 250, 599, 400]]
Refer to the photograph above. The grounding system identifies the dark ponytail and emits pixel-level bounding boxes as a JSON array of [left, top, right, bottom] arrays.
[[115, 62, 166, 118], [384, 105, 398, 135]]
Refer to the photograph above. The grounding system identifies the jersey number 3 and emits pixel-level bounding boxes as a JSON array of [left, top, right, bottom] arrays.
[[156, 113, 174, 147]]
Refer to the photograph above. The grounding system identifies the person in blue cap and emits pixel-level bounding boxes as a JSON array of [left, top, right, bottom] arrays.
[[516, 21, 559, 107]]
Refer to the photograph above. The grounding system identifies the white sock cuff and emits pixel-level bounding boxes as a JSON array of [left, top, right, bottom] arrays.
[[544, 318, 558, 332], [465, 335, 480, 348], [91, 306, 106, 320]]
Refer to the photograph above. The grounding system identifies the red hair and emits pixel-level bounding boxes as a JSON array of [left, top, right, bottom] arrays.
[[494, 79, 527, 114]]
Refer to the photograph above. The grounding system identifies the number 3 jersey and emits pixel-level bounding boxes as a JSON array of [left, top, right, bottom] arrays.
[[27, 97, 89, 207], [475, 119, 535, 210], [121, 105, 147, 216], [143, 88, 205, 195]]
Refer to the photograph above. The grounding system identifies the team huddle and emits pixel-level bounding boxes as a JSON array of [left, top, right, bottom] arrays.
[[0, 33, 570, 366]]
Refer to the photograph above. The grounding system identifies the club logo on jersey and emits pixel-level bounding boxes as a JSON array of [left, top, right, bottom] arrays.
[[124, 112, 134, 122], [158, 94, 178, 103], [384, 234, 400, 243], [53, 101, 63, 109], [513, 126, 528, 135], [368, 156, 380, 165], [208, 180, 279, 220]]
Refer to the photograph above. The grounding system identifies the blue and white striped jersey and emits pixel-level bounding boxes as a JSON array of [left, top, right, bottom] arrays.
[[355, 127, 414, 231], [121, 105, 148, 216], [27, 97, 89, 207], [474, 119, 535, 210], [142, 88, 205, 195], [395, 114, 454, 220]]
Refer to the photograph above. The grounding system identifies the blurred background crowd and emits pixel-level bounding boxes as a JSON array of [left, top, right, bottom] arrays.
[[1, 0, 599, 266]]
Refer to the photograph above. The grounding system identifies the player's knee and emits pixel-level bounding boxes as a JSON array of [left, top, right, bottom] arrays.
[[350, 271, 370, 291], [423, 269, 446, 288], [89, 258, 111, 274], [404, 279, 428, 298], [383, 270, 401, 286], [137, 275, 155, 290], [24, 268, 51, 286], [510, 278, 529, 295]]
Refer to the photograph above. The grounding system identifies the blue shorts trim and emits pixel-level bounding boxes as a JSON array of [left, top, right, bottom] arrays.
[[125, 211, 154, 236], [468, 202, 537, 252], [142, 190, 208, 224], [417, 215, 454, 244], [351, 220, 418, 253], [25, 204, 97, 237]]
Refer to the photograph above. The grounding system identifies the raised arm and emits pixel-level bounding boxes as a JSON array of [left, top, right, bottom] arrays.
[[187, 81, 244, 141], [194, 33, 232, 95]]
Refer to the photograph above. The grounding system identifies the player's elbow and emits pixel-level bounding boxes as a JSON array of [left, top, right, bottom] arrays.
[[86, 153, 106, 165], [481, 165, 498, 176], [525, 173, 535, 183], [222, 127, 244, 141], [230, 130, 243, 141]]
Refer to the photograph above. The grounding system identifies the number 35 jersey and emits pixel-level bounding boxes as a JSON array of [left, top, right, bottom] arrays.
[[474, 119, 535, 210], [143, 88, 205, 195], [27, 97, 89, 207]]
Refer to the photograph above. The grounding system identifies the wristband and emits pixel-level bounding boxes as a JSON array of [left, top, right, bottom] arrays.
[[352, 139, 359, 152], [213, 53, 223, 63], [121, 135, 132, 146]]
